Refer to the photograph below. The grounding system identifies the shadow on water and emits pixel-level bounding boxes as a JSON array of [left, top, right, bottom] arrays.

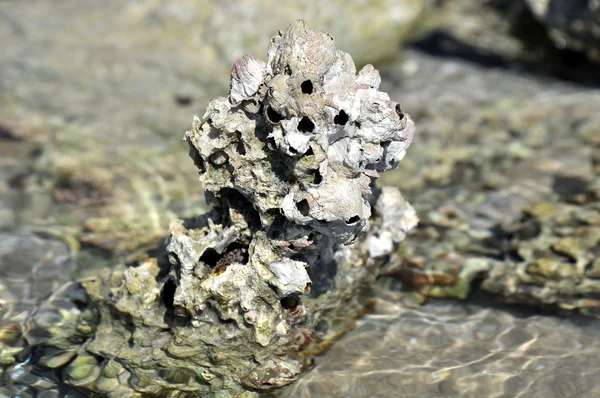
[[410, 2, 600, 88]]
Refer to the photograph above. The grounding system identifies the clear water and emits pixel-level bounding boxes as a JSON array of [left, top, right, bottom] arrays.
[[280, 294, 600, 398]]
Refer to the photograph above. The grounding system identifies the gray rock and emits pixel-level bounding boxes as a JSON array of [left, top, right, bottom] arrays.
[[527, 0, 600, 60], [7, 21, 416, 398]]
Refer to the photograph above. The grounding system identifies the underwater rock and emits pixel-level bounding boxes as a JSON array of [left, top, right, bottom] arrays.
[[378, 48, 600, 316], [526, 0, 600, 60], [4, 20, 416, 397]]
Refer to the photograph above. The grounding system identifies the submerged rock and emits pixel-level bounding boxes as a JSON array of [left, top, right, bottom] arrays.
[[377, 47, 600, 316], [0, 21, 417, 397]]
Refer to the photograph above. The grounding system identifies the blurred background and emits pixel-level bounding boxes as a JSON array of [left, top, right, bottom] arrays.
[[1, 0, 600, 397]]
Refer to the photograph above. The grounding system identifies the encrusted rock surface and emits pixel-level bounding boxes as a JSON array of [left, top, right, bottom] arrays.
[[376, 47, 600, 316], [2, 2, 600, 397], [0, 20, 417, 397], [0, 0, 424, 262]]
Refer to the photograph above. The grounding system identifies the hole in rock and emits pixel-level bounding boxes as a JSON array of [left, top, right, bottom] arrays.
[[334, 110, 349, 125], [236, 141, 246, 155], [313, 169, 323, 184], [284, 64, 292, 76], [297, 199, 310, 216], [266, 137, 277, 151], [267, 106, 283, 124], [302, 146, 314, 157], [280, 295, 300, 309], [209, 150, 229, 167], [234, 131, 246, 155], [354, 121, 361, 129], [301, 80, 313, 94], [298, 116, 315, 133], [161, 279, 177, 310], [381, 140, 391, 148], [268, 215, 287, 240], [199, 248, 220, 268], [395, 104, 405, 120], [346, 215, 360, 224]]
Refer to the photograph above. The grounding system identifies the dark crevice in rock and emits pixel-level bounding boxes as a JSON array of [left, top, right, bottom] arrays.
[[161, 279, 177, 311], [267, 106, 284, 124], [300, 80, 313, 94], [298, 116, 315, 133], [334, 109, 349, 125], [280, 294, 301, 309], [296, 199, 310, 216]]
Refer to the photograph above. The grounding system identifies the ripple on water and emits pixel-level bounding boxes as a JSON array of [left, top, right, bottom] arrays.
[[278, 300, 600, 398]]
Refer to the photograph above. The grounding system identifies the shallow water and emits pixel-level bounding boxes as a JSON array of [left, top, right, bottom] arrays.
[[2, 1, 600, 397], [280, 295, 600, 398]]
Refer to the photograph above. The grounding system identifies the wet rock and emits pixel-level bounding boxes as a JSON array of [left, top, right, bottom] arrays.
[[377, 47, 600, 315], [527, 0, 600, 61], [0, 0, 424, 262], [11, 21, 417, 397]]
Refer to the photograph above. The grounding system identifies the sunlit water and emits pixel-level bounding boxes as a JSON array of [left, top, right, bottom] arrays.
[[279, 296, 600, 398]]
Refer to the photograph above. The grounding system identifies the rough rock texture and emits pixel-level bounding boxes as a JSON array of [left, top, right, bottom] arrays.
[[3, 1, 600, 397], [275, 41, 600, 397], [0, 21, 417, 397], [375, 47, 600, 316], [527, 0, 600, 60], [0, 0, 424, 264]]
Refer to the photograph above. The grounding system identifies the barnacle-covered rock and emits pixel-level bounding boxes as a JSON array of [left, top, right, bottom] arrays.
[[481, 201, 600, 315], [9, 20, 416, 397], [377, 49, 600, 316]]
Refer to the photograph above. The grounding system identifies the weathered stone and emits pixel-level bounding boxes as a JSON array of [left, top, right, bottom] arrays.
[[527, 0, 600, 60], [1, 20, 417, 397]]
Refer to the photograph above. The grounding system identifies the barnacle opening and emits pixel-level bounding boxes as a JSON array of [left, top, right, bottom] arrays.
[[297, 199, 310, 216], [280, 294, 301, 309], [334, 110, 349, 125], [346, 215, 360, 224], [298, 116, 315, 133], [301, 80, 313, 94], [267, 106, 284, 124]]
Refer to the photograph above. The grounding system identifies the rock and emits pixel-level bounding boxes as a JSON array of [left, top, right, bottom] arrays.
[[377, 46, 600, 315], [0, 0, 424, 260], [526, 0, 600, 60], [2, 21, 417, 397]]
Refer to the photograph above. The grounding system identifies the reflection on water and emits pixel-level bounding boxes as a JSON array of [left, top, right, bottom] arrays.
[[280, 294, 600, 398]]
